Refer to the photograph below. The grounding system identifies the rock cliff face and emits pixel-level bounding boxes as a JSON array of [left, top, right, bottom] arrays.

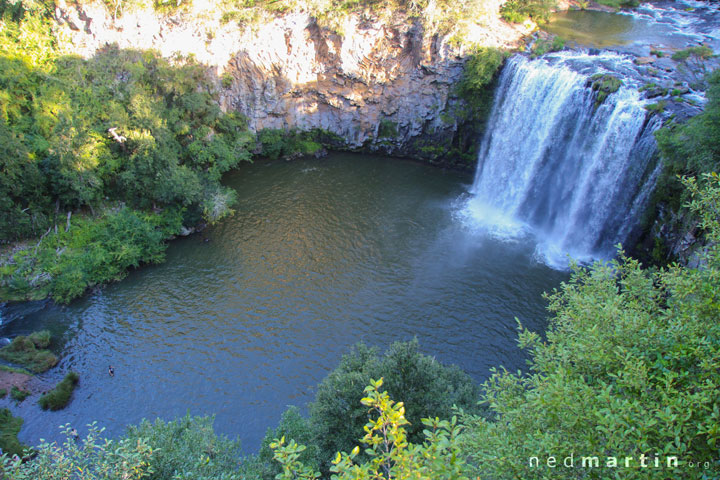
[[53, 0, 526, 168]]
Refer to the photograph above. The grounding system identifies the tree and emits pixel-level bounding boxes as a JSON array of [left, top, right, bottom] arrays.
[[500, 0, 557, 24], [308, 340, 480, 473], [271, 378, 470, 480]]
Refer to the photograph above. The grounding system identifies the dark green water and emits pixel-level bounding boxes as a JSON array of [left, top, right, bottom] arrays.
[[1, 153, 567, 452]]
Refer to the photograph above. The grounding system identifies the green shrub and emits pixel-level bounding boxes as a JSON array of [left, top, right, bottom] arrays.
[[0, 389, 6, 398], [457, 47, 506, 107], [221, 72, 234, 88], [9, 386, 30, 403], [257, 407, 319, 480], [500, 0, 557, 23], [153, 0, 193, 15], [271, 379, 469, 480], [0, 332, 57, 373], [0, 409, 25, 458], [258, 129, 287, 160], [589, 73, 623, 106], [531, 35, 565, 58], [308, 339, 479, 473], [377, 119, 398, 139], [0, 6, 254, 301], [458, 175, 720, 480], [257, 128, 323, 160], [645, 100, 667, 114], [454, 46, 506, 138], [1, 423, 153, 479], [38, 372, 79, 411], [124, 414, 243, 480]]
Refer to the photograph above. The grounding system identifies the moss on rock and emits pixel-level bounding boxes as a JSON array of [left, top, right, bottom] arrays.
[[589, 73, 623, 107]]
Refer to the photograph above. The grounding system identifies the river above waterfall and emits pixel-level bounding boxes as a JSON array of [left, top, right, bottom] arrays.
[[0, 153, 567, 453], [544, 1, 720, 54]]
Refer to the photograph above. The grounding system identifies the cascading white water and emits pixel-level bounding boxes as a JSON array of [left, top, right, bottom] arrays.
[[465, 52, 660, 268]]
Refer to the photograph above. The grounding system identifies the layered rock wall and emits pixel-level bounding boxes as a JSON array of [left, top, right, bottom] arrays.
[[53, 0, 526, 167]]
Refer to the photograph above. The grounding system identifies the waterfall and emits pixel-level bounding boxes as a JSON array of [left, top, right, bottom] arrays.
[[466, 52, 660, 267]]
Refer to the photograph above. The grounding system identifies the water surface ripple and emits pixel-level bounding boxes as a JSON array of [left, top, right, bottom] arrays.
[[1, 154, 567, 452]]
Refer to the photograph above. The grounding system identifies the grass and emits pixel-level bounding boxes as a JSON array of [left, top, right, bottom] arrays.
[[645, 100, 668, 114], [0, 408, 25, 457], [0, 331, 58, 373], [531, 35, 565, 58], [0, 364, 32, 375], [39, 372, 80, 411], [10, 386, 30, 403], [0, 388, 6, 398], [595, 0, 639, 8]]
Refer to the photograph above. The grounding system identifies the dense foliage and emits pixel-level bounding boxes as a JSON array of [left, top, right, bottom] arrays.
[[500, 0, 556, 24], [436, 46, 506, 165], [38, 371, 79, 410], [271, 378, 469, 480], [634, 67, 719, 264], [124, 414, 244, 480], [0, 1, 254, 302], [1, 423, 154, 479], [256, 340, 479, 477], [456, 47, 506, 107], [1, 416, 245, 479], [257, 128, 324, 160], [3, 207, 184, 302], [255, 407, 320, 480]]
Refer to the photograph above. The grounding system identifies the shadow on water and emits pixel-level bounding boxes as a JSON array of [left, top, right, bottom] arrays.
[[0, 153, 567, 453]]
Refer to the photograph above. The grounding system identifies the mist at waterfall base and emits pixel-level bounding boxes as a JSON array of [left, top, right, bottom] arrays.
[[459, 52, 660, 269]]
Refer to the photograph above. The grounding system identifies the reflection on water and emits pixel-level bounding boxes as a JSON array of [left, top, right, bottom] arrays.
[[0, 153, 566, 453]]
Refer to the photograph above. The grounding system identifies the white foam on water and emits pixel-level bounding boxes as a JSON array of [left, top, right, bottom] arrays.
[[463, 53, 660, 269]]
